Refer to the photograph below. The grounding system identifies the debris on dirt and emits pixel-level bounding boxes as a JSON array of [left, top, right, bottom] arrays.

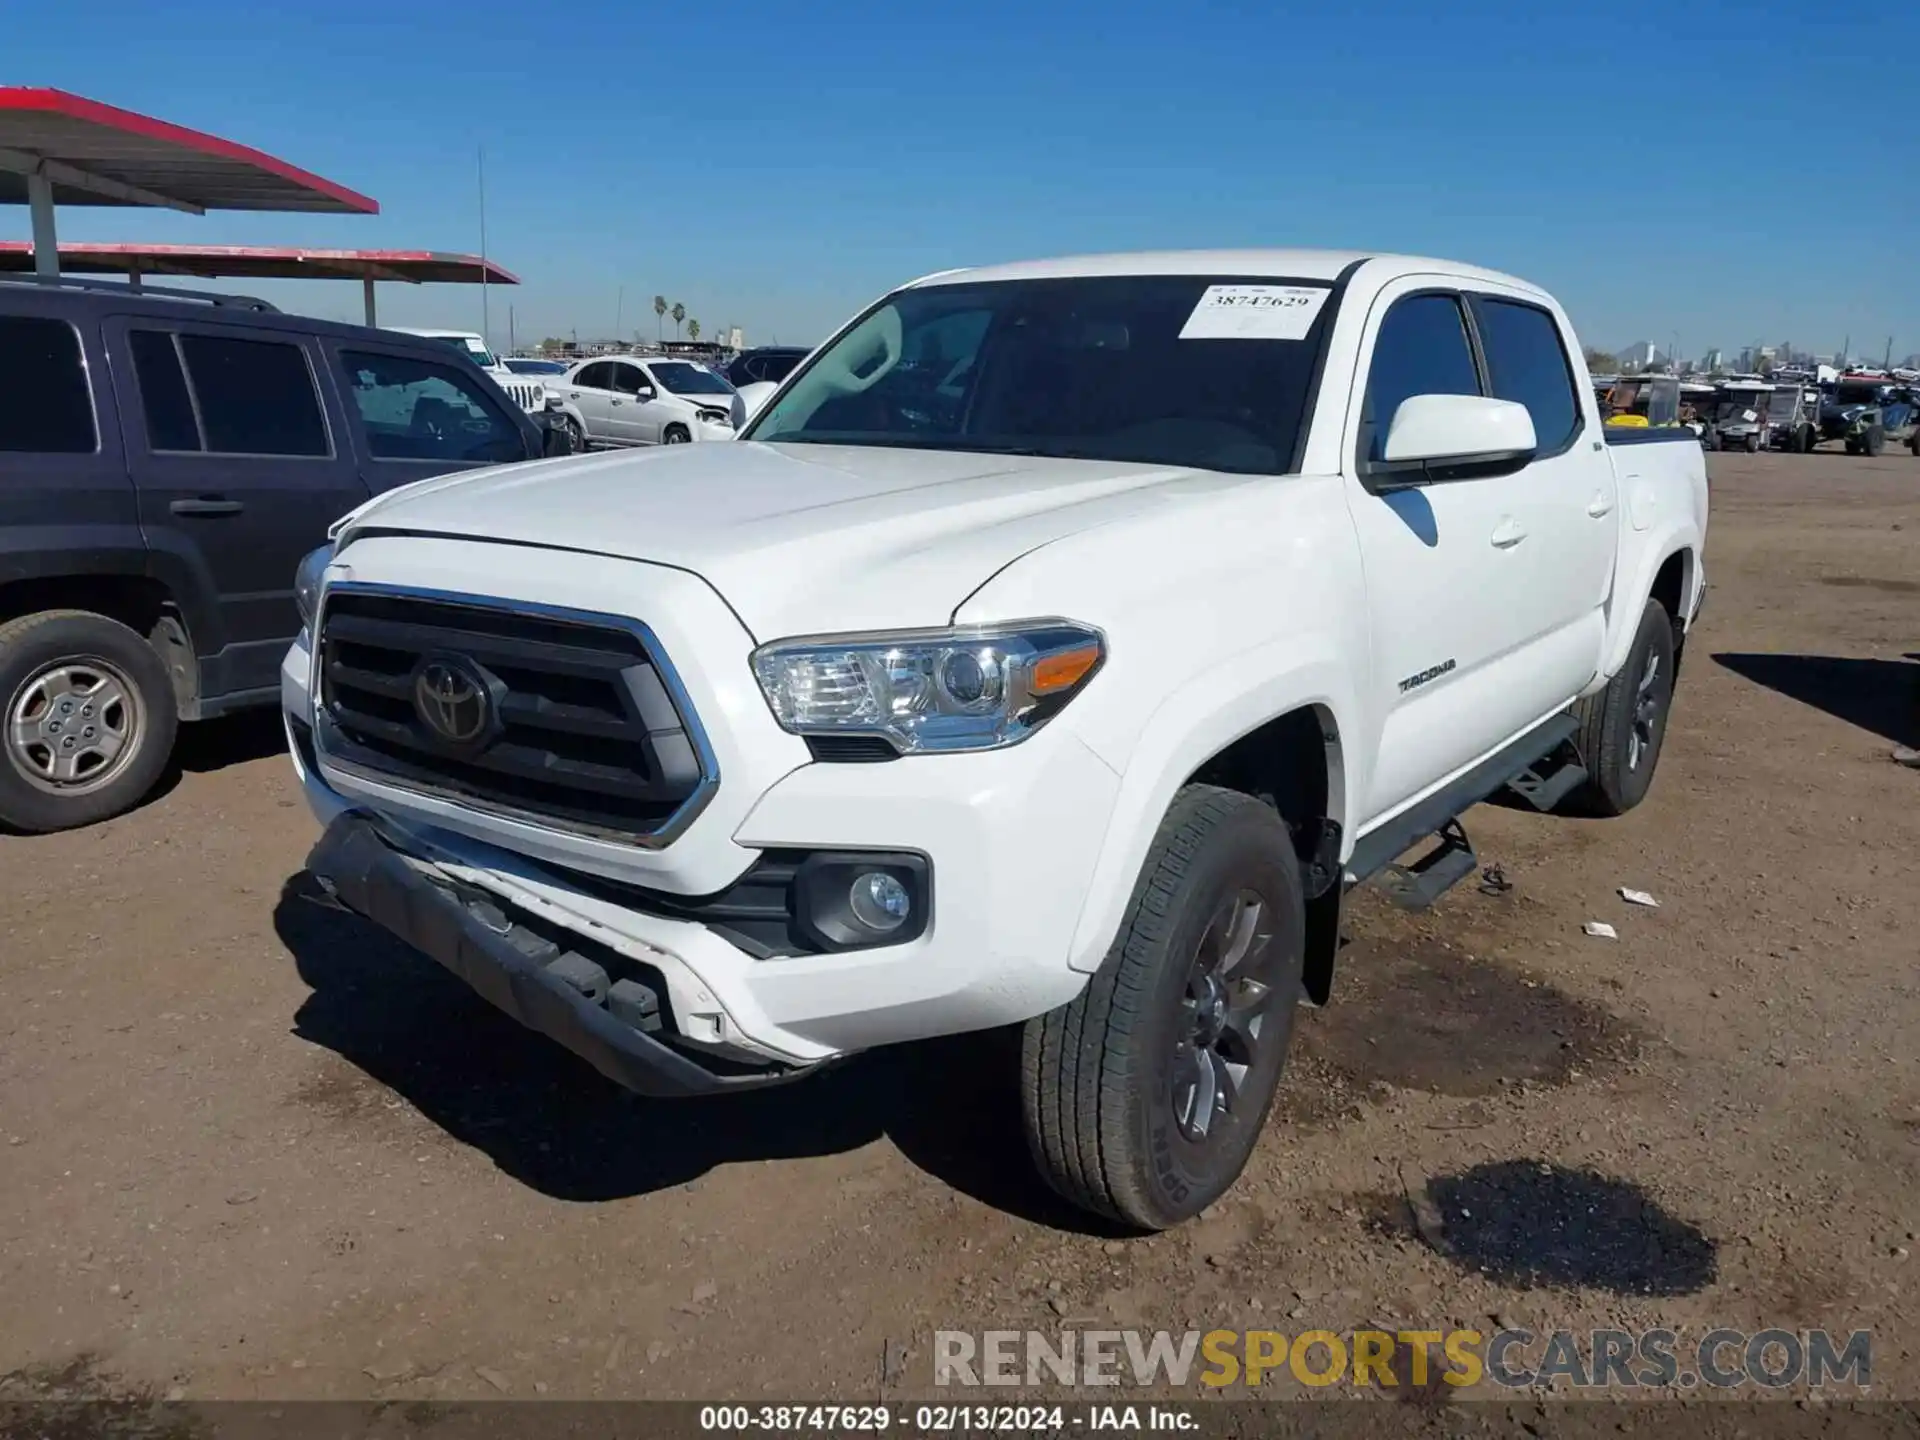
[[881, 1339, 908, 1389], [363, 1359, 414, 1382], [1619, 888, 1660, 908], [646, 1343, 672, 1365], [1478, 865, 1513, 896], [603, 1336, 625, 1374], [474, 1365, 511, 1392], [225, 1190, 259, 1206], [1582, 921, 1619, 939], [691, 1280, 718, 1304], [1400, 1166, 1450, 1256]]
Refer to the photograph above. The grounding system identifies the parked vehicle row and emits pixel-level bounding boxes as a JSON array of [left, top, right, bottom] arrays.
[[283, 248, 1709, 1232], [0, 278, 565, 834]]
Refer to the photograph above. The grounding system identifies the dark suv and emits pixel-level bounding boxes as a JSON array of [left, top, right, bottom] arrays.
[[723, 346, 809, 388], [0, 277, 557, 834]]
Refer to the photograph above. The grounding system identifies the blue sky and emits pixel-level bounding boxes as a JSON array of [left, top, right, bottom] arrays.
[[8, 0, 1916, 360]]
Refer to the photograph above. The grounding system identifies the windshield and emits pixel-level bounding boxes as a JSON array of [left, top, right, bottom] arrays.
[[505, 358, 566, 375], [1834, 382, 1881, 405], [650, 361, 733, 396], [1765, 390, 1799, 420], [742, 274, 1335, 474]]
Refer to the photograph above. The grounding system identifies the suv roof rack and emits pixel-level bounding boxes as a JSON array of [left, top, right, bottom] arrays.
[[0, 274, 280, 313]]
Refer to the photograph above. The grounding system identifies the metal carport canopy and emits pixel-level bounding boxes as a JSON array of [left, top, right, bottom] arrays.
[[0, 242, 519, 325], [0, 86, 378, 280]]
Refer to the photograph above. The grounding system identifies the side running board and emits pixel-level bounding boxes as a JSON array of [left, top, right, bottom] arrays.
[[1347, 712, 1580, 910]]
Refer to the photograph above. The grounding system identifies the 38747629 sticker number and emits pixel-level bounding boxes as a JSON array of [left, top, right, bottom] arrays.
[[1178, 284, 1329, 341]]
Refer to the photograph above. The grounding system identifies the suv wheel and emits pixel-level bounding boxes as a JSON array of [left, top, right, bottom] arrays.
[[0, 611, 178, 834], [1022, 786, 1304, 1230], [1567, 597, 1675, 817]]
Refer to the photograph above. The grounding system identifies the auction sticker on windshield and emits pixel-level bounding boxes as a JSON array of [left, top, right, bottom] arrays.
[[1179, 285, 1329, 341]]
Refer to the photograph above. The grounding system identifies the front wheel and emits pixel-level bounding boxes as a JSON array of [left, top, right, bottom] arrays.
[[1567, 597, 1676, 817], [1798, 425, 1817, 453], [0, 610, 178, 834], [663, 425, 691, 445], [1022, 787, 1304, 1231], [1744, 432, 1761, 453], [1863, 424, 1885, 457], [563, 416, 587, 452]]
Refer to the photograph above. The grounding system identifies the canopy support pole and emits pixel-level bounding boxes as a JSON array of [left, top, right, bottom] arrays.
[[362, 277, 376, 327], [27, 170, 57, 278]]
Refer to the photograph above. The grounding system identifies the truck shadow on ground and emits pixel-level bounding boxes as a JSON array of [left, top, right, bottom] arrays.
[[1713, 651, 1918, 747], [273, 875, 1111, 1233]]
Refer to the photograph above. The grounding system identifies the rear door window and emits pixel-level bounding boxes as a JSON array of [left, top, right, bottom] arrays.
[[177, 334, 331, 456], [1360, 293, 1481, 464], [0, 315, 97, 453], [1471, 297, 1582, 453], [340, 349, 525, 464], [128, 330, 203, 452]]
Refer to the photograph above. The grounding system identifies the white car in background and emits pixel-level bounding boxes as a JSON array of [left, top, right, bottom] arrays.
[[544, 355, 743, 450], [385, 327, 550, 417]]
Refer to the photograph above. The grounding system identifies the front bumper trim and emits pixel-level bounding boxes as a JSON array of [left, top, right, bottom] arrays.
[[306, 812, 819, 1098]]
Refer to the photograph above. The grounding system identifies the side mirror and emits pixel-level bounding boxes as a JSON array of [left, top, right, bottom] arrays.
[[635, 384, 656, 400], [1378, 394, 1537, 482], [735, 381, 777, 422]]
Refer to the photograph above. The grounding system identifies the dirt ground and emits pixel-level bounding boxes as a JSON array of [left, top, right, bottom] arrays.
[[2, 447, 1917, 1410]]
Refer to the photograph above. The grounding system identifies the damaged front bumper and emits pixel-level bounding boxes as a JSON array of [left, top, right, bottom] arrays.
[[305, 813, 825, 1097]]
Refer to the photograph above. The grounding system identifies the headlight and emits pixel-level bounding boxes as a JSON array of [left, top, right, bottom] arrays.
[[696, 407, 733, 425], [751, 621, 1104, 754], [294, 543, 334, 630]]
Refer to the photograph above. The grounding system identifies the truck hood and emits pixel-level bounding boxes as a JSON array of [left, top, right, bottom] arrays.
[[335, 440, 1236, 638]]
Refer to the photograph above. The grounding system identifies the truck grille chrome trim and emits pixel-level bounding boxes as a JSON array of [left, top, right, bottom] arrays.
[[313, 583, 719, 848]]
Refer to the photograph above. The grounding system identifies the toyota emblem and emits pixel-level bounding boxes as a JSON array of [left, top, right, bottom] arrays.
[[412, 655, 493, 748]]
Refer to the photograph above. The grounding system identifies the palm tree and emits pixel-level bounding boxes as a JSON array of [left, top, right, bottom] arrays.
[[671, 302, 686, 340], [652, 295, 667, 343], [687, 319, 700, 342]]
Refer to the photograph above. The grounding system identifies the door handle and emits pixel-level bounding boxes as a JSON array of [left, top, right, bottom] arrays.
[[170, 497, 245, 517], [1490, 517, 1527, 548], [610, 398, 623, 406], [1587, 493, 1616, 518]]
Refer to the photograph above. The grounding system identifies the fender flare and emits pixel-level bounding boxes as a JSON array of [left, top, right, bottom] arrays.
[[1600, 526, 1699, 682], [1064, 643, 1359, 974]]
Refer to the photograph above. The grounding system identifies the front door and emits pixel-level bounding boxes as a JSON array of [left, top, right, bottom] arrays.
[[605, 360, 658, 444], [561, 362, 620, 444], [1339, 285, 1544, 824], [106, 317, 371, 700]]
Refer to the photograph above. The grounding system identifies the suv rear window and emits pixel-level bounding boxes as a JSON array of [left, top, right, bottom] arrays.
[[0, 315, 97, 454], [177, 334, 330, 457]]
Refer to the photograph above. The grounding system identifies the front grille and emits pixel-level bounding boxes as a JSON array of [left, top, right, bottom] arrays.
[[317, 590, 712, 842], [501, 378, 544, 413]]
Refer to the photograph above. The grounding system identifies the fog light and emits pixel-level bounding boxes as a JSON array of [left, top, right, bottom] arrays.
[[849, 871, 910, 932]]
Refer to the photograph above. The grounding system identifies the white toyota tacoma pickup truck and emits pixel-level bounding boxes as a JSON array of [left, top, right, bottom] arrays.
[[283, 250, 1708, 1231]]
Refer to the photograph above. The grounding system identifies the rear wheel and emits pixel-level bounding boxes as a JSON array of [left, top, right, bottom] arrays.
[[1022, 786, 1304, 1231], [0, 610, 177, 834], [1568, 597, 1676, 818]]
